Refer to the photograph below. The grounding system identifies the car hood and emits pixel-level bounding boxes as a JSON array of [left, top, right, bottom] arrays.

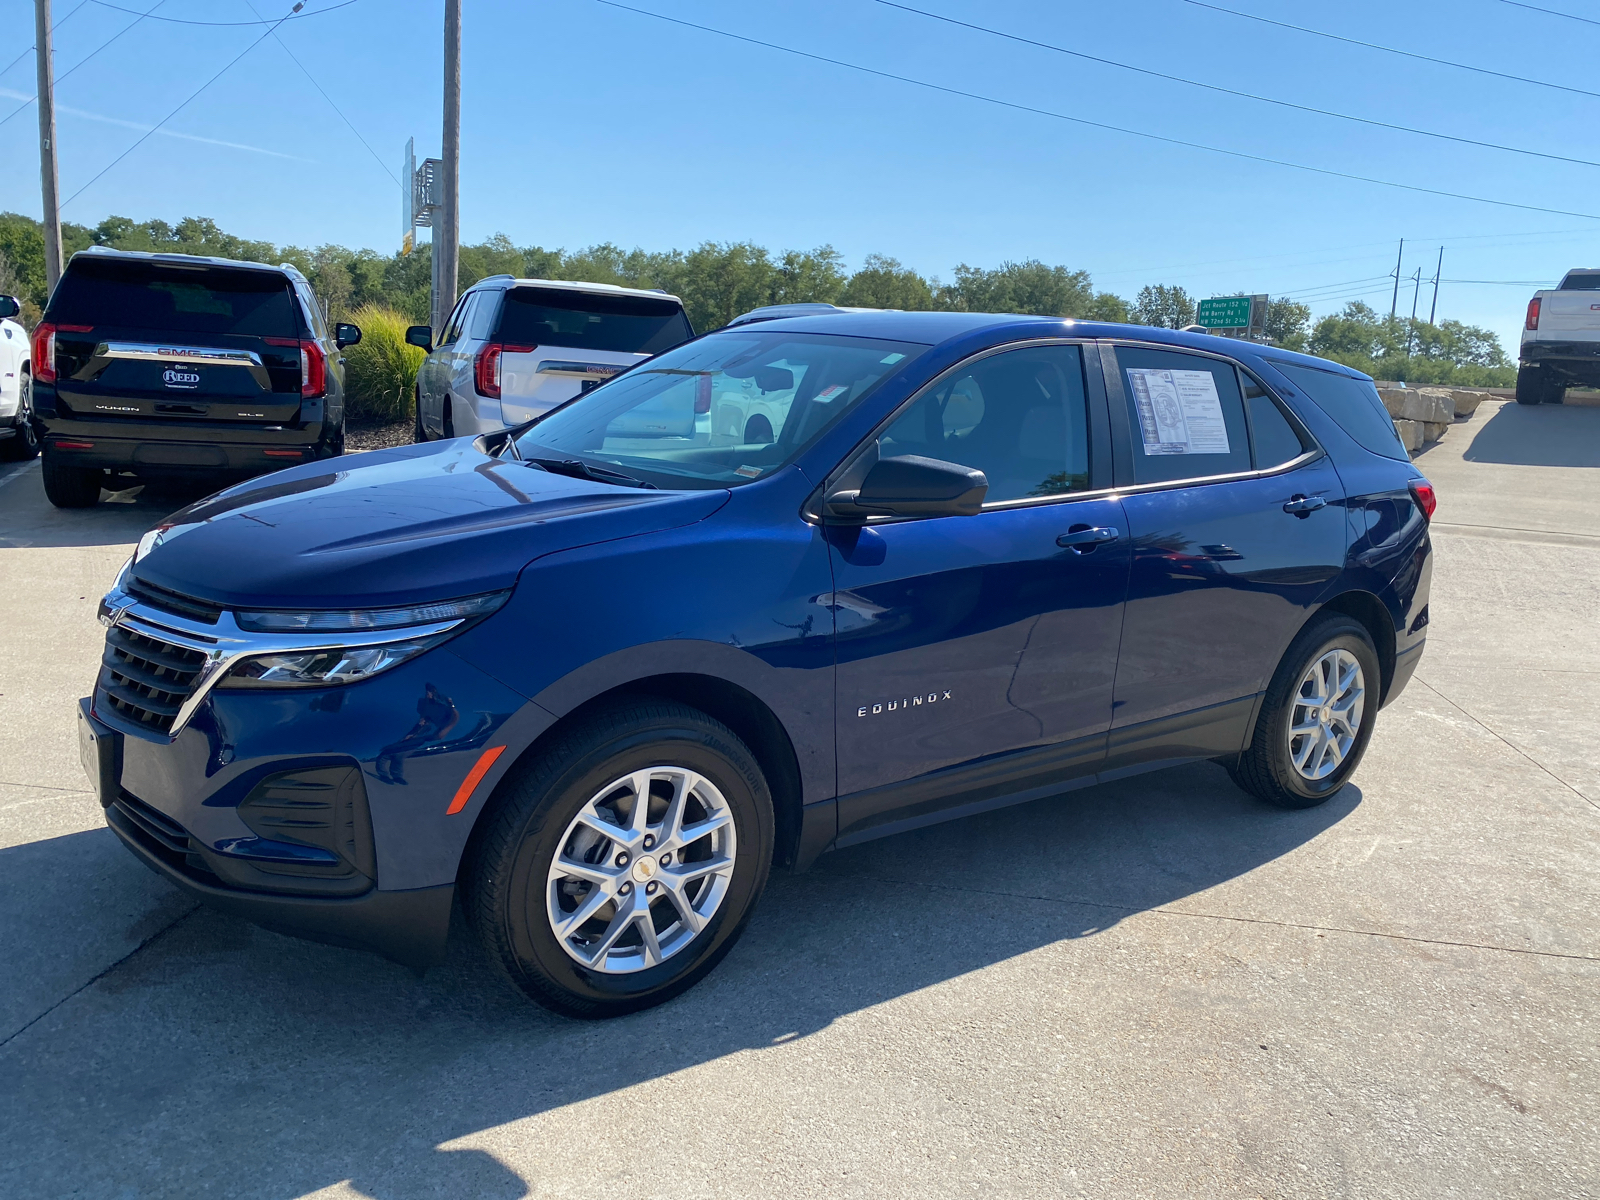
[[131, 439, 729, 609]]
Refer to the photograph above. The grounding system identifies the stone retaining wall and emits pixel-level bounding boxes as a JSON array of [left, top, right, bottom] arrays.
[[1375, 387, 1492, 456]]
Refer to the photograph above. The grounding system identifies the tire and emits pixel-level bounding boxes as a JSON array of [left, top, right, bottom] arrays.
[[1515, 365, 1543, 405], [318, 419, 345, 459], [442, 398, 455, 440], [744, 414, 774, 444], [1229, 615, 1380, 810], [40, 448, 103, 508], [413, 388, 428, 443], [0, 370, 38, 462], [465, 699, 775, 1018]]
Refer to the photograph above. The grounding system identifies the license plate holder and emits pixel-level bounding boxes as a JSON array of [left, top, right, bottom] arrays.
[[77, 698, 122, 808]]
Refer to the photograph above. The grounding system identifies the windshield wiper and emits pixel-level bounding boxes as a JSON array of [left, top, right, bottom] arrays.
[[527, 457, 657, 489]]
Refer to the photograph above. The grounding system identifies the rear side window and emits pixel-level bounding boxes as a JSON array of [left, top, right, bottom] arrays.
[[1113, 345, 1251, 484], [48, 257, 300, 338], [1271, 362, 1408, 462], [468, 290, 502, 339], [1242, 372, 1311, 468], [497, 287, 692, 355]]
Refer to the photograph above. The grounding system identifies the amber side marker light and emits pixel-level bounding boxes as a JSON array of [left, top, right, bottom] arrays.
[[447, 745, 507, 815]]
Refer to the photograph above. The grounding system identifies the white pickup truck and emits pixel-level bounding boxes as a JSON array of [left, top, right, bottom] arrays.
[[1519, 269, 1600, 404]]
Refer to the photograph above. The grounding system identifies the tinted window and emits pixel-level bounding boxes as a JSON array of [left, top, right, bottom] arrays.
[[1242, 373, 1310, 468], [468, 290, 501, 339], [498, 287, 693, 355], [1559, 274, 1600, 290], [878, 345, 1090, 503], [1271, 362, 1408, 462], [517, 332, 924, 490], [1115, 346, 1251, 483], [48, 257, 300, 337], [440, 294, 472, 346]]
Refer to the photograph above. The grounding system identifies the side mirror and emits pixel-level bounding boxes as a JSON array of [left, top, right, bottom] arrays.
[[335, 322, 362, 349], [405, 325, 434, 352], [826, 454, 987, 520], [0, 295, 19, 319]]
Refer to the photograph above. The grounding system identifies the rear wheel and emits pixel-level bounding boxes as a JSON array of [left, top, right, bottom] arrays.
[[1229, 615, 1380, 809], [413, 388, 428, 443], [465, 700, 774, 1018], [0, 370, 38, 462], [442, 398, 455, 440], [1516, 364, 1562, 405], [41, 447, 103, 508]]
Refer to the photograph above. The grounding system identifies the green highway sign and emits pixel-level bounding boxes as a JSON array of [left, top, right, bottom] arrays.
[[1196, 295, 1253, 329]]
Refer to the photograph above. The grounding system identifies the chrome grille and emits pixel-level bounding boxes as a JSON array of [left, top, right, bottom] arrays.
[[98, 624, 208, 734]]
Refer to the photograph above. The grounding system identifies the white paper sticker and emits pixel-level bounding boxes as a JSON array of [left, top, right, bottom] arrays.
[[1126, 368, 1231, 455]]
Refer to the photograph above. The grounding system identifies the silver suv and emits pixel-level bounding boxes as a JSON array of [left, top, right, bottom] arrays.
[[407, 277, 693, 440]]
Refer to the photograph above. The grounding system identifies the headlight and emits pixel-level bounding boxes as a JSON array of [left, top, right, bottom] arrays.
[[219, 634, 446, 689], [235, 591, 508, 633]]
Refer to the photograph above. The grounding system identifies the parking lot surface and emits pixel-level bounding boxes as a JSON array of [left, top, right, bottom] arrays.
[[1, 400, 1596, 1199]]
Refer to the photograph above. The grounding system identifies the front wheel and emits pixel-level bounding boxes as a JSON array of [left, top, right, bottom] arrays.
[[465, 700, 774, 1018], [1229, 615, 1380, 809]]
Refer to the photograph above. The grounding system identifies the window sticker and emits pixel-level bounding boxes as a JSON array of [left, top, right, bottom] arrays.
[[733, 464, 763, 478], [880, 352, 906, 364], [812, 384, 850, 404], [1126, 368, 1230, 455]]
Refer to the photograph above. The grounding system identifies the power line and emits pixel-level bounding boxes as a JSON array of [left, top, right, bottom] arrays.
[[1443, 277, 1559, 285], [1495, 0, 1600, 25], [873, 0, 1600, 169], [1177, 0, 1600, 102], [85, 0, 358, 24], [591, 0, 1600, 221], [242, 0, 395, 184], [60, 2, 303, 210], [0, 0, 168, 130], [0, 0, 90, 80]]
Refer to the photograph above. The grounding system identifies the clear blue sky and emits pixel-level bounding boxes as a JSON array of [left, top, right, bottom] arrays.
[[2, 0, 1596, 352]]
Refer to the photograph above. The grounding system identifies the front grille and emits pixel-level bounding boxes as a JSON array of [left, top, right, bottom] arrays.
[[98, 623, 208, 735], [110, 790, 216, 880], [123, 576, 223, 625]]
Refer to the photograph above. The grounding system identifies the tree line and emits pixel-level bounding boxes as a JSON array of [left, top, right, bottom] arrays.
[[0, 211, 1513, 386]]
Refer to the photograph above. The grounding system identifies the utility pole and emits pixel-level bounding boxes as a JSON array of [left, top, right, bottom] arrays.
[[35, 0, 63, 293], [1406, 267, 1422, 359], [1429, 246, 1443, 325], [435, 0, 461, 337], [1390, 238, 1404, 319]]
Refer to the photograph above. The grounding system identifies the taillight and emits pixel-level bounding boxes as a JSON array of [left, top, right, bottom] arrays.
[[31, 322, 57, 384], [1410, 480, 1436, 522], [300, 339, 325, 398], [474, 343, 536, 399], [1526, 298, 1541, 330], [694, 372, 713, 414]]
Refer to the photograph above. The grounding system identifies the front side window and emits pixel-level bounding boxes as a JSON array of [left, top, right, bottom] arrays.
[[515, 331, 926, 490], [875, 344, 1091, 503], [1114, 345, 1251, 484], [440, 294, 473, 346]]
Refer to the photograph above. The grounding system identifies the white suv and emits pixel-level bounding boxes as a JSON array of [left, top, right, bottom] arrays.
[[0, 294, 36, 461], [408, 278, 693, 439]]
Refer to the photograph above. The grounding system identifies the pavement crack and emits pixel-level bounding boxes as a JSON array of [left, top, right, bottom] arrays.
[[1413, 674, 1600, 815], [816, 870, 1600, 962], [0, 902, 201, 1050]]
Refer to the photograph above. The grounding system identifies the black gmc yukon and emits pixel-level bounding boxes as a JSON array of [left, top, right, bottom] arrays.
[[31, 248, 361, 508]]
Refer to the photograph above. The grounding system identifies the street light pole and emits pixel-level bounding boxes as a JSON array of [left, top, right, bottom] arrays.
[[34, 0, 63, 293], [436, 0, 461, 337]]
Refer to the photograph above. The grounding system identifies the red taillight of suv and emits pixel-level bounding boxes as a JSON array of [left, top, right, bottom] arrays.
[[1526, 297, 1541, 330], [30, 322, 92, 384], [1410, 479, 1437, 521], [694, 372, 713, 414], [265, 337, 326, 398], [474, 343, 537, 399]]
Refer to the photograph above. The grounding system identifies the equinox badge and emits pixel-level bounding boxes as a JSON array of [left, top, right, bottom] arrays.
[[858, 690, 953, 717]]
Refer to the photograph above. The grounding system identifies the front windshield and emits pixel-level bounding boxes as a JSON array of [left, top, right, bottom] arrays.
[[514, 331, 927, 489]]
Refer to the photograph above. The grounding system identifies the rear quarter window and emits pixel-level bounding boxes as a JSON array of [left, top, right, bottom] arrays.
[[497, 287, 693, 355], [1270, 362, 1408, 463], [48, 257, 301, 338]]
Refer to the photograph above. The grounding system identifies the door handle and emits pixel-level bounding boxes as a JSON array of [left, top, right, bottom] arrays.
[[1282, 494, 1327, 517], [1057, 525, 1121, 550]]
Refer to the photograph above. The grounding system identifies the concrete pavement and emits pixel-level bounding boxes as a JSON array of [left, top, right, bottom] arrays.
[[0, 404, 1595, 1199]]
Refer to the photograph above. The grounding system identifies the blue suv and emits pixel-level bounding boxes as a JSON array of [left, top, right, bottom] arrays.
[[81, 311, 1433, 1017]]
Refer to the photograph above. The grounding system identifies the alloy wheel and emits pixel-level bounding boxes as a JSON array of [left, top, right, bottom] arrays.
[[1287, 648, 1365, 781], [545, 766, 738, 974]]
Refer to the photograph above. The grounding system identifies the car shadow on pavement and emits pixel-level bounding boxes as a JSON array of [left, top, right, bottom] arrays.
[[0, 471, 208, 550], [0, 760, 1358, 1199], [1461, 401, 1600, 468]]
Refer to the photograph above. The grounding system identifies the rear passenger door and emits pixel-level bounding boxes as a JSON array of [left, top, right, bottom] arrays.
[[1099, 342, 1346, 770]]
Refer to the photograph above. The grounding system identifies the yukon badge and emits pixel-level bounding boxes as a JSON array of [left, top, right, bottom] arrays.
[[859, 690, 953, 717]]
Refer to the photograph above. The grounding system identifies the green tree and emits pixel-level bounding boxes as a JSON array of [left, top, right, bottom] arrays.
[[942, 259, 1097, 316], [839, 254, 938, 310], [1308, 301, 1514, 386], [1261, 297, 1310, 351], [1130, 284, 1196, 329]]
